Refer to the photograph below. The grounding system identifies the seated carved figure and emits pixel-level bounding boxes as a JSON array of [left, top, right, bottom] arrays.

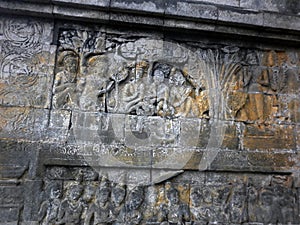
[[122, 61, 148, 114], [169, 68, 193, 117], [57, 184, 84, 225]]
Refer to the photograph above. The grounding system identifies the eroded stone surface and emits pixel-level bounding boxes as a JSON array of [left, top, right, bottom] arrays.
[[0, 7, 299, 225]]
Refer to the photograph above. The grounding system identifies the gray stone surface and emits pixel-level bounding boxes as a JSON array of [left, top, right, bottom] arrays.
[[0, 1, 299, 224], [53, 0, 110, 8], [165, 1, 218, 20], [0, 0, 300, 41], [111, 0, 165, 14]]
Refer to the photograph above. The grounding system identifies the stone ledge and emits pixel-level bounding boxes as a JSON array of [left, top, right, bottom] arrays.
[[0, 0, 300, 43]]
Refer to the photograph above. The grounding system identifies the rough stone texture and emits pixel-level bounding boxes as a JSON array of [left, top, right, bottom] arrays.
[[0, 0, 299, 224]]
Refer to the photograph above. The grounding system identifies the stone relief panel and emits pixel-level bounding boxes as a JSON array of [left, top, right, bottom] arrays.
[[0, 19, 299, 225], [28, 166, 299, 225], [0, 16, 55, 108], [48, 28, 300, 186]]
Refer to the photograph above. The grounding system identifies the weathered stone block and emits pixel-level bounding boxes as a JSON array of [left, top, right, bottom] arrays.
[[164, 18, 216, 31], [45, 109, 71, 143], [297, 124, 300, 151], [111, 0, 165, 14], [179, 118, 201, 148], [0, 0, 53, 16], [110, 12, 164, 26], [165, 1, 218, 21], [53, 5, 109, 21], [182, 150, 203, 170], [125, 115, 151, 147], [263, 13, 300, 31], [0, 107, 49, 141], [218, 9, 264, 26], [242, 124, 296, 150], [235, 93, 278, 123], [53, 0, 110, 8], [0, 17, 55, 108], [247, 152, 297, 171], [192, 0, 239, 7], [209, 150, 248, 170]]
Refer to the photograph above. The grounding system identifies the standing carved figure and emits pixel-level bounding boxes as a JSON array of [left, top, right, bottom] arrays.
[[143, 186, 159, 223], [152, 63, 171, 117], [190, 187, 210, 224], [117, 186, 144, 225], [110, 183, 126, 224], [81, 184, 96, 222], [85, 179, 111, 225], [165, 185, 190, 224], [256, 188, 276, 224], [57, 184, 84, 225], [53, 52, 80, 109], [38, 183, 62, 225]]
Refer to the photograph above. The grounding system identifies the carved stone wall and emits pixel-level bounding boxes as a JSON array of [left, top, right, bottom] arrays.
[[0, 1, 300, 224]]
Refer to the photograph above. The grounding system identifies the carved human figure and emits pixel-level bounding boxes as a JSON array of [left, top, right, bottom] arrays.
[[122, 61, 148, 114], [85, 179, 111, 225], [81, 184, 96, 222], [143, 186, 159, 222], [38, 183, 62, 225], [247, 186, 258, 222], [110, 183, 126, 224], [169, 68, 193, 117], [53, 52, 80, 109], [276, 185, 295, 224], [152, 63, 171, 117], [165, 185, 190, 224], [240, 51, 276, 123], [108, 65, 130, 112], [211, 186, 230, 223], [57, 184, 84, 225], [118, 186, 144, 225], [256, 188, 276, 224], [190, 187, 210, 224], [228, 185, 246, 223]]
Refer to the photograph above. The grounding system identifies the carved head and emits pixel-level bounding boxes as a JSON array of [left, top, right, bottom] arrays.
[[48, 183, 62, 199], [146, 186, 158, 205], [153, 63, 171, 83], [190, 187, 202, 207], [127, 186, 144, 210], [97, 178, 110, 204], [58, 51, 79, 76], [260, 189, 274, 206], [248, 186, 258, 202], [83, 185, 95, 203], [166, 186, 179, 205], [69, 184, 83, 201], [170, 68, 185, 86], [136, 61, 149, 79], [153, 69, 165, 83], [112, 184, 126, 205]]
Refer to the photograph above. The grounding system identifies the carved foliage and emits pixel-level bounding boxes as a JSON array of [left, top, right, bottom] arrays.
[[0, 17, 53, 107]]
